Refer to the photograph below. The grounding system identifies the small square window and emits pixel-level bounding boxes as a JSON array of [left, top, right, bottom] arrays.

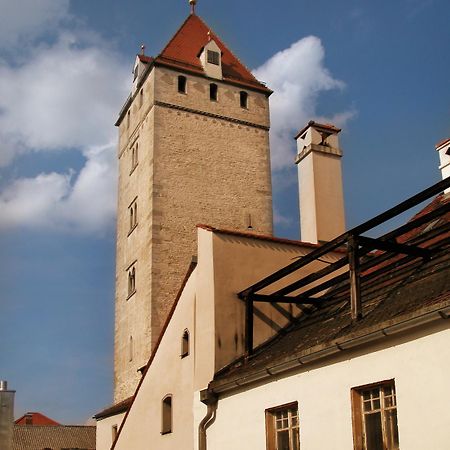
[[207, 50, 220, 65], [266, 402, 300, 450]]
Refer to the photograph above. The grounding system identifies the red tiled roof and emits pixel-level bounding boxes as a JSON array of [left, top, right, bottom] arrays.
[[435, 137, 450, 149], [154, 14, 270, 93], [295, 120, 342, 140], [138, 54, 153, 64], [15, 412, 60, 426], [196, 224, 347, 251]]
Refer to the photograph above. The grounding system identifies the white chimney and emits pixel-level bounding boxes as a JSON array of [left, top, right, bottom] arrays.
[[0, 381, 15, 450], [436, 138, 450, 194], [295, 121, 346, 244]]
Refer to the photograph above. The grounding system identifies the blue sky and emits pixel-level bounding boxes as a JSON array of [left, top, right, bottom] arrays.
[[0, 0, 448, 424]]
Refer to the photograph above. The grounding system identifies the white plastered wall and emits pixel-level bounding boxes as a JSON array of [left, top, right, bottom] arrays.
[[205, 323, 450, 450], [96, 412, 126, 450]]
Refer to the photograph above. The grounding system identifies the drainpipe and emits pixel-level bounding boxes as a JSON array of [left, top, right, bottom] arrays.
[[198, 389, 218, 450]]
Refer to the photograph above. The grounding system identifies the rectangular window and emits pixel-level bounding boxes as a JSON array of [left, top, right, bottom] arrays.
[[266, 402, 300, 450], [130, 143, 138, 174], [178, 75, 187, 93], [210, 83, 218, 101], [352, 380, 399, 450], [207, 50, 220, 65]]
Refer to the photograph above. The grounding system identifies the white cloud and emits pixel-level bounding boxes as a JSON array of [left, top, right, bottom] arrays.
[[0, 32, 129, 166], [254, 36, 354, 171], [0, 13, 129, 233], [0, 143, 117, 233], [0, 0, 70, 47]]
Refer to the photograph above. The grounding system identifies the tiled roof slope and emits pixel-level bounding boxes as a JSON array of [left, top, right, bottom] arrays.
[[155, 14, 270, 93], [211, 194, 450, 390], [13, 425, 96, 450], [15, 412, 60, 426], [94, 396, 133, 420]]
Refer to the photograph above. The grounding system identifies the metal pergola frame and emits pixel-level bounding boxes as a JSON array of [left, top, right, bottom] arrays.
[[238, 177, 450, 355]]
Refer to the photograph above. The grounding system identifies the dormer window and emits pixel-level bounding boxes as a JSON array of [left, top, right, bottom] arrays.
[[178, 75, 187, 94], [210, 83, 218, 101], [207, 50, 220, 65]]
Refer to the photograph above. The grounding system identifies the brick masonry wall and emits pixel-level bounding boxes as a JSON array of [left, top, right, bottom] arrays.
[[113, 65, 273, 402]]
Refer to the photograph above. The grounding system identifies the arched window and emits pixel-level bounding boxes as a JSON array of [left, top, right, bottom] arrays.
[[129, 200, 138, 232], [240, 91, 248, 109], [128, 266, 136, 297], [161, 395, 173, 434], [181, 329, 189, 358], [178, 76, 187, 94], [210, 83, 218, 101]]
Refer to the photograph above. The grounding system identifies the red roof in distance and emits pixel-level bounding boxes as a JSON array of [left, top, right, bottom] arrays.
[[154, 14, 270, 93], [15, 412, 60, 426]]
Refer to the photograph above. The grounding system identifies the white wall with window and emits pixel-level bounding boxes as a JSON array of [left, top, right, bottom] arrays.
[[203, 324, 450, 450]]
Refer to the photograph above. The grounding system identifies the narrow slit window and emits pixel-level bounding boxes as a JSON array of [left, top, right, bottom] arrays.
[[240, 91, 248, 109], [181, 329, 189, 357], [139, 89, 144, 108], [178, 75, 187, 93], [131, 143, 138, 172], [128, 266, 136, 297], [351, 380, 399, 450], [210, 83, 218, 101], [129, 336, 133, 362], [129, 200, 137, 232], [161, 395, 172, 435], [112, 425, 118, 442], [127, 110, 131, 128]]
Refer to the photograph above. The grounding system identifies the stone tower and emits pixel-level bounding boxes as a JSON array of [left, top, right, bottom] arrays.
[[113, 11, 273, 401]]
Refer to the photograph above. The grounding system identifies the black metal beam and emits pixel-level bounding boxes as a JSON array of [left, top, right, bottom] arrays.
[[238, 177, 450, 299], [348, 235, 362, 320], [252, 294, 323, 305], [358, 236, 431, 259]]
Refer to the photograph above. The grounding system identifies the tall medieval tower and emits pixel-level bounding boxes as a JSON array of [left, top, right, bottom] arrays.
[[114, 6, 273, 401]]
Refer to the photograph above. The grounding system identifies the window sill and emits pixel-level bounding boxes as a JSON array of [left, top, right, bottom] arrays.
[[126, 290, 136, 301], [180, 352, 189, 359], [161, 431, 172, 436]]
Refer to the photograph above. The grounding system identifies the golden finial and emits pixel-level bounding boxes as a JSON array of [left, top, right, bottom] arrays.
[[189, 0, 197, 14]]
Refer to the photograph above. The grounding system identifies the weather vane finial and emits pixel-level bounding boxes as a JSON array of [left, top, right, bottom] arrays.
[[141, 44, 146, 56], [189, 0, 197, 15]]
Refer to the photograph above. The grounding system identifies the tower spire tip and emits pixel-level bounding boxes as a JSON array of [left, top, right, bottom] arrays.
[[189, 0, 197, 15]]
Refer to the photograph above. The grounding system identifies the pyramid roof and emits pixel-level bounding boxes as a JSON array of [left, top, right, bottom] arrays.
[[154, 14, 270, 94]]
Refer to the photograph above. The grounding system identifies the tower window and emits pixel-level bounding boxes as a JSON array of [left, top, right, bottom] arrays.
[[127, 110, 131, 128], [129, 336, 133, 362], [207, 50, 220, 65], [139, 89, 144, 108], [210, 83, 218, 101], [131, 143, 138, 173], [128, 265, 136, 298], [129, 199, 138, 232], [240, 91, 248, 109], [161, 395, 173, 435], [181, 329, 189, 358], [178, 75, 187, 94], [112, 424, 118, 442]]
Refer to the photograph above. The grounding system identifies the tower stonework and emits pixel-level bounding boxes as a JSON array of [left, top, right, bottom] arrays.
[[114, 14, 273, 401]]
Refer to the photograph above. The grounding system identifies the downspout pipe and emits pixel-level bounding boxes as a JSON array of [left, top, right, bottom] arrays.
[[198, 389, 218, 450]]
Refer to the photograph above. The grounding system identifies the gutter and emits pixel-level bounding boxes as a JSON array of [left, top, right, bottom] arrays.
[[206, 304, 450, 396], [198, 390, 218, 450]]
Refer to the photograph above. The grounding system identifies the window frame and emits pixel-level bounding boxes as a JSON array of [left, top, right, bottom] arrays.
[[128, 197, 138, 235], [127, 263, 136, 299], [210, 83, 218, 102], [181, 329, 189, 358], [240, 91, 248, 109], [161, 395, 173, 435], [207, 50, 220, 66], [178, 75, 187, 94], [265, 401, 300, 450], [351, 379, 399, 450]]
